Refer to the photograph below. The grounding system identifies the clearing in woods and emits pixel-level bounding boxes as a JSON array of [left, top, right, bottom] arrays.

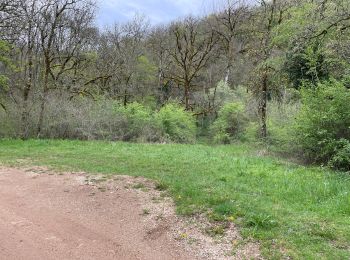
[[0, 139, 350, 259]]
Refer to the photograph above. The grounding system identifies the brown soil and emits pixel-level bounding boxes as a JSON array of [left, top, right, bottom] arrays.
[[0, 166, 262, 260]]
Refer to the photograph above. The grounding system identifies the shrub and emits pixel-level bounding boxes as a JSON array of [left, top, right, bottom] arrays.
[[0, 98, 22, 138], [115, 102, 159, 142], [211, 102, 247, 144], [329, 139, 350, 172], [0, 94, 198, 143], [294, 80, 350, 170], [24, 96, 162, 142], [156, 103, 196, 143], [265, 100, 300, 152]]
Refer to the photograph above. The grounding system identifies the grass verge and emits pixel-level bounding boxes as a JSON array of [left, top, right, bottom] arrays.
[[0, 139, 349, 259]]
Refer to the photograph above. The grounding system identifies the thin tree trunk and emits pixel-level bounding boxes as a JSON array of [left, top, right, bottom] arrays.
[[37, 66, 49, 137], [184, 82, 190, 110], [123, 89, 128, 107], [21, 23, 34, 140], [225, 67, 230, 85], [21, 78, 31, 140], [225, 54, 233, 85], [260, 73, 268, 139]]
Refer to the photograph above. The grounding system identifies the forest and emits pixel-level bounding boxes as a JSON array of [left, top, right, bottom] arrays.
[[1, 1, 350, 259], [0, 0, 349, 171]]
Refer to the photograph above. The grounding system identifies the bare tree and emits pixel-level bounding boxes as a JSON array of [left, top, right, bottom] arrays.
[[167, 17, 217, 110], [1, 0, 95, 138], [0, 0, 20, 37], [248, 0, 292, 138], [35, 0, 95, 136], [148, 25, 172, 105], [92, 15, 150, 105], [1, 0, 42, 139], [212, 0, 250, 86]]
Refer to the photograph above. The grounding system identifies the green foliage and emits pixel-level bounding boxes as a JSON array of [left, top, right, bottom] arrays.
[[210, 83, 252, 108], [265, 100, 300, 152], [0, 40, 12, 110], [329, 139, 350, 172], [115, 102, 159, 142], [294, 80, 350, 170], [156, 103, 196, 143], [136, 55, 157, 83], [285, 42, 329, 88], [209, 81, 236, 106], [273, 1, 350, 89], [242, 122, 259, 142], [211, 102, 247, 144], [272, 3, 315, 47], [0, 96, 200, 144], [0, 41, 11, 70], [0, 106, 19, 137]]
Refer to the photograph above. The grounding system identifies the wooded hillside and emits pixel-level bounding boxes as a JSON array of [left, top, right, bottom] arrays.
[[0, 0, 349, 170]]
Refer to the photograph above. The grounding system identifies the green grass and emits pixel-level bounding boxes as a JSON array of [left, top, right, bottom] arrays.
[[1, 139, 350, 259]]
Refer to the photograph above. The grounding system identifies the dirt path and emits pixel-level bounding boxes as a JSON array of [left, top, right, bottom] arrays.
[[0, 167, 197, 260], [0, 167, 261, 260]]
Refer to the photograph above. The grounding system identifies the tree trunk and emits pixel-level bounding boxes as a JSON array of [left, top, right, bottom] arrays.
[[184, 82, 190, 110], [21, 24, 34, 140], [123, 89, 128, 107], [225, 67, 230, 85], [260, 73, 268, 139], [37, 66, 49, 137], [225, 54, 233, 85], [21, 79, 31, 140]]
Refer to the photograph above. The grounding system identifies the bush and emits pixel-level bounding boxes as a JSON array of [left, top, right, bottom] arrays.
[[8, 95, 162, 142], [265, 100, 300, 152], [115, 102, 157, 142], [294, 80, 350, 170], [329, 139, 350, 172], [211, 102, 247, 144], [0, 101, 21, 138], [156, 103, 196, 143], [0, 94, 199, 143]]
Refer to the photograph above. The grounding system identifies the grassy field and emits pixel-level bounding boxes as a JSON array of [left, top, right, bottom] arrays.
[[0, 139, 349, 259]]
